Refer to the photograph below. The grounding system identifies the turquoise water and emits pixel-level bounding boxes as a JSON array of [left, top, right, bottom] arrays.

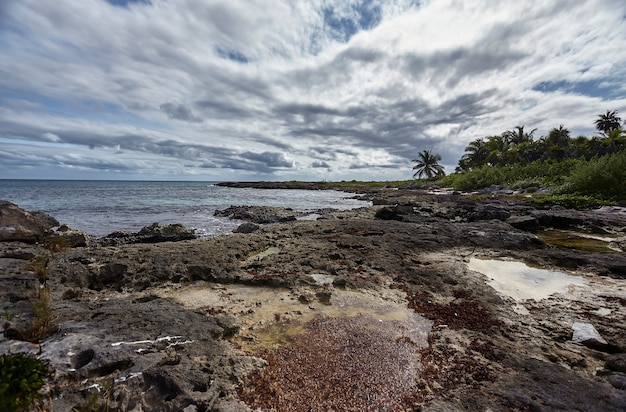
[[0, 180, 368, 236]]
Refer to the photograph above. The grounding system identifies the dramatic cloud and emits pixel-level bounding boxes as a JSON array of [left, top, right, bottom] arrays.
[[159, 103, 201, 123], [1, 0, 625, 180]]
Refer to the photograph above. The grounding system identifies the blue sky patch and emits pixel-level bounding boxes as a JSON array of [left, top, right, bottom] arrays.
[[1, 92, 166, 130], [323, 0, 383, 43], [105, 0, 151, 8], [532, 79, 624, 100], [216, 47, 249, 64]]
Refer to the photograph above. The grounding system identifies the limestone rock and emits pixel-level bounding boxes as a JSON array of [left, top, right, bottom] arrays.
[[0, 200, 59, 242], [43, 226, 91, 248], [572, 322, 608, 350], [215, 206, 297, 224]]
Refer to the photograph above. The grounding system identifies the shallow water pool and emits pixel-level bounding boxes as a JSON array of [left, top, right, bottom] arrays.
[[468, 258, 585, 301]]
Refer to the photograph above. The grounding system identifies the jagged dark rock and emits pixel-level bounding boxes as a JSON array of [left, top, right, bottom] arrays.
[[2, 193, 626, 411], [606, 354, 626, 373], [507, 215, 541, 232], [467, 204, 511, 222], [215, 205, 297, 224], [97, 223, 196, 246], [233, 222, 260, 233]]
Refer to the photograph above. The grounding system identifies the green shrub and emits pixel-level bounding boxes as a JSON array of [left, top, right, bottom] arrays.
[[446, 160, 582, 191], [567, 150, 626, 199], [529, 194, 614, 209], [0, 353, 47, 411], [449, 165, 508, 190]]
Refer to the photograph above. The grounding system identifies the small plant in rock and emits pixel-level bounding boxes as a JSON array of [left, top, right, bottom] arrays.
[[72, 378, 114, 412], [0, 353, 48, 412], [26, 255, 50, 283], [41, 233, 71, 253], [19, 287, 57, 343]]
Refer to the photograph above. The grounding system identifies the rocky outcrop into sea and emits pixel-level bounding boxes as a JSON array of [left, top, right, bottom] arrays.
[[1, 189, 626, 411]]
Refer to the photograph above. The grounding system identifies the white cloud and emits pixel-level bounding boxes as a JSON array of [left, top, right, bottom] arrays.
[[1, 0, 625, 180]]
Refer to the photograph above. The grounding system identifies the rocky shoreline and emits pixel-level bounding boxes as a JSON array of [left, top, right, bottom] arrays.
[[1, 189, 626, 411]]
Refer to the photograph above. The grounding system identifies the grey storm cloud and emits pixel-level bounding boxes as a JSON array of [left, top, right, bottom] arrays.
[[311, 160, 331, 169], [240, 151, 294, 168], [194, 99, 258, 120], [159, 103, 201, 123], [279, 89, 495, 154], [1, 0, 625, 180]]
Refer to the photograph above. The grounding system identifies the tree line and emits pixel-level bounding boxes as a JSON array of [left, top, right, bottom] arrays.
[[456, 110, 625, 171], [412, 110, 626, 203]]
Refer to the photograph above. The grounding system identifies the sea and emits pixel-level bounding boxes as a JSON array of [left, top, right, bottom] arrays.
[[0, 180, 370, 237]]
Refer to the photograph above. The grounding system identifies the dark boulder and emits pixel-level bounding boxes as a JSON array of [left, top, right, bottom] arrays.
[[606, 354, 626, 374], [98, 223, 196, 246], [215, 206, 297, 224], [507, 216, 541, 232], [531, 211, 584, 229], [375, 206, 406, 221], [233, 222, 261, 233], [137, 223, 196, 242]]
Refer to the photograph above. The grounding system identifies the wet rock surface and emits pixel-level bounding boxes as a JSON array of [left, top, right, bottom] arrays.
[[1, 191, 626, 411], [97, 222, 197, 246], [214, 205, 298, 224]]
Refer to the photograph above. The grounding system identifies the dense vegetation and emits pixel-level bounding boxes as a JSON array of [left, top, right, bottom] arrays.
[[435, 110, 626, 205], [0, 354, 47, 411]]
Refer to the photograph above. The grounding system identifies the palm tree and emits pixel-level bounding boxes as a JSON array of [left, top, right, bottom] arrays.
[[485, 134, 511, 166], [412, 150, 445, 179], [595, 110, 622, 134], [458, 138, 489, 170], [504, 126, 536, 145], [459, 138, 486, 170], [542, 125, 571, 160]]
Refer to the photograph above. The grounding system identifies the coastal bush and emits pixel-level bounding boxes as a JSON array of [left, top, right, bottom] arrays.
[[442, 159, 581, 191], [566, 150, 626, 199], [0, 353, 47, 412], [529, 194, 614, 209], [445, 165, 507, 190]]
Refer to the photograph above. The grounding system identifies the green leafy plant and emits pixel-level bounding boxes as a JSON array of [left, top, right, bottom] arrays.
[[529, 194, 614, 209], [0, 353, 47, 412], [566, 150, 626, 199]]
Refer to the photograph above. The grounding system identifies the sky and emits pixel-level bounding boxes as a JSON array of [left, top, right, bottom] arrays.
[[1, 0, 626, 181]]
